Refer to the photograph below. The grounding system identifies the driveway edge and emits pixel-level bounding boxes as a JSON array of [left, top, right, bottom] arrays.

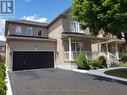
[[6, 71, 13, 95], [73, 68, 127, 83]]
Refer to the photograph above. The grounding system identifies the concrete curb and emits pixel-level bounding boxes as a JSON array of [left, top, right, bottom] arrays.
[[6, 71, 13, 95], [73, 67, 127, 83]]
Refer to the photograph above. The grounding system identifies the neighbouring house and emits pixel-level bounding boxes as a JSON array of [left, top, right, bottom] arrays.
[[0, 41, 6, 62], [93, 31, 127, 65], [5, 8, 127, 71]]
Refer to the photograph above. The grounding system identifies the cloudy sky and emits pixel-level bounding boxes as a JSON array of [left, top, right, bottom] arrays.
[[0, 0, 73, 41]]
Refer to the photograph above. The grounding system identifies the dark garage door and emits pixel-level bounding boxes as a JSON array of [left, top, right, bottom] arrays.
[[13, 51, 54, 71]]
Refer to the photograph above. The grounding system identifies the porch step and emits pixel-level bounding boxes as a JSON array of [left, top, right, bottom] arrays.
[[109, 59, 119, 67]]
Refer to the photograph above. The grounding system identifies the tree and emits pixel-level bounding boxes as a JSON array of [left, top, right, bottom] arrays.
[[71, 0, 127, 43]]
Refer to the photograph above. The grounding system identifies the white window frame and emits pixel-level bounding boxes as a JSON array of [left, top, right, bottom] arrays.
[[71, 42, 84, 51], [15, 26, 21, 35], [27, 27, 33, 36], [37, 28, 43, 36], [70, 21, 84, 33]]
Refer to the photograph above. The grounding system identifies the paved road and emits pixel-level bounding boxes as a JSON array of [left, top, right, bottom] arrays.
[[8, 68, 127, 95]]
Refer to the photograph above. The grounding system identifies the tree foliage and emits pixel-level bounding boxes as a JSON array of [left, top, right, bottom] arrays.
[[71, 0, 127, 42]]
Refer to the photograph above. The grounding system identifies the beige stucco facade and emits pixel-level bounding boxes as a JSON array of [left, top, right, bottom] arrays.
[[7, 23, 48, 37], [48, 18, 68, 65]]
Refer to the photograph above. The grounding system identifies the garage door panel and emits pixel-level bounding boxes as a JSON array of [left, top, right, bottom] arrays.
[[13, 51, 54, 71]]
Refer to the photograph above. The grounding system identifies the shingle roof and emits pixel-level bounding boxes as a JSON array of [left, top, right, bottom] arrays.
[[6, 20, 48, 27], [48, 7, 71, 27], [6, 7, 71, 27]]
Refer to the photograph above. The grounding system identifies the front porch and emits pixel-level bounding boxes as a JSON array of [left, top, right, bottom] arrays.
[[61, 33, 127, 68], [62, 33, 109, 62], [101, 39, 126, 66]]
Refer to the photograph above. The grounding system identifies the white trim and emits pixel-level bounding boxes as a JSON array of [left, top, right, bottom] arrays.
[[97, 40, 100, 53], [8, 36, 56, 41], [70, 21, 84, 33], [15, 26, 21, 35], [27, 27, 33, 36], [106, 42, 110, 67], [115, 42, 119, 59], [71, 42, 84, 51], [69, 38, 72, 61], [36, 28, 43, 36]]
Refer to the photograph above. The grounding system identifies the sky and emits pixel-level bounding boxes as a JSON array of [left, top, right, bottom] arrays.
[[0, 0, 73, 41]]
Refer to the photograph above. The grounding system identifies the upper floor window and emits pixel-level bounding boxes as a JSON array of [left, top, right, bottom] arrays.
[[70, 21, 84, 33], [37, 29, 42, 36], [15, 26, 21, 35], [27, 27, 33, 36]]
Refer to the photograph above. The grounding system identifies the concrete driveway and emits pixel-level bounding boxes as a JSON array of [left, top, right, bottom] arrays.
[[8, 68, 127, 95]]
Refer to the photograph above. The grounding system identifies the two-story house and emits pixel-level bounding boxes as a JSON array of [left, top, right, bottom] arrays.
[[5, 8, 126, 71]]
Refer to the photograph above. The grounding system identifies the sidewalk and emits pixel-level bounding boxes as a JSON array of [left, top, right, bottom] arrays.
[[73, 67, 127, 82]]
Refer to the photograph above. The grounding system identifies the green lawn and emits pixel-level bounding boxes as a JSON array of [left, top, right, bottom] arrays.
[[119, 63, 127, 67], [104, 68, 127, 79]]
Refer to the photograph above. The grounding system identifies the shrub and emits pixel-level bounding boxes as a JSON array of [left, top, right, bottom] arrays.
[[0, 79, 6, 91], [90, 55, 107, 69], [76, 53, 90, 70], [0, 87, 6, 95], [0, 71, 4, 80], [0, 63, 6, 78], [121, 54, 127, 63], [98, 55, 107, 68], [0, 80, 6, 95], [0, 63, 6, 71], [0, 63, 6, 95], [90, 59, 100, 69]]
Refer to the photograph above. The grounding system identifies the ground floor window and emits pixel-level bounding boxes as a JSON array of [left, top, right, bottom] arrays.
[[71, 42, 84, 51]]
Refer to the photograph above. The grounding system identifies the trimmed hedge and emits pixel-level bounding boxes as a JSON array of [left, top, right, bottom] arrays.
[[76, 53, 90, 70], [77, 53, 107, 70], [90, 55, 107, 69], [0, 63, 6, 95], [98, 55, 107, 68], [120, 54, 127, 63]]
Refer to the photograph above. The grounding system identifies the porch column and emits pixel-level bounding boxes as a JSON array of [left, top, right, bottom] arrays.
[[115, 42, 119, 59], [106, 42, 110, 67], [97, 40, 100, 53], [106, 42, 109, 56], [69, 38, 72, 61]]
